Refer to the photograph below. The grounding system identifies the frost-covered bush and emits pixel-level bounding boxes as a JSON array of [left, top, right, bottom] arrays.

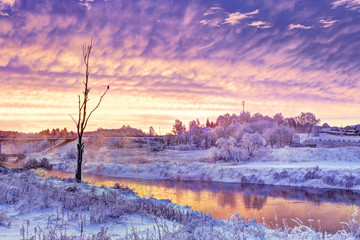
[[190, 127, 217, 149], [304, 166, 321, 180], [23, 158, 53, 170], [211, 132, 267, 162], [119, 137, 130, 148], [263, 126, 294, 148], [66, 147, 77, 159], [242, 133, 266, 157], [88, 133, 106, 151], [163, 134, 174, 146], [215, 137, 236, 161], [212, 137, 245, 162], [0, 211, 11, 227], [246, 121, 274, 134]]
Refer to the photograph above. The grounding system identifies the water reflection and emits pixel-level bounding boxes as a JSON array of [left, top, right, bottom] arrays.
[[34, 169, 358, 233]]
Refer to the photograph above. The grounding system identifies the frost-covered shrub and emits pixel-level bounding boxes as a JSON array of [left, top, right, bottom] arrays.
[[212, 137, 245, 162], [241, 133, 266, 157], [66, 147, 77, 159], [263, 126, 294, 148], [273, 170, 289, 180], [0, 212, 11, 226], [163, 134, 174, 146], [304, 166, 320, 180], [119, 137, 130, 148], [107, 138, 120, 149], [344, 173, 356, 188], [23, 158, 53, 170], [189, 127, 217, 149], [323, 173, 336, 186], [89, 133, 106, 151], [214, 126, 226, 139], [246, 121, 273, 134], [175, 133, 190, 145]]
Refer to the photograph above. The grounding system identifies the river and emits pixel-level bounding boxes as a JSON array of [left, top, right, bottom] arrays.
[[32, 169, 359, 233]]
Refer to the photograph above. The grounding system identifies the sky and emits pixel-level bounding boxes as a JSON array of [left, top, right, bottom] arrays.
[[0, 0, 360, 133]]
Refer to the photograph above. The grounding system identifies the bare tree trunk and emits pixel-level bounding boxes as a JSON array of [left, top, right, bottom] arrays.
[[71, 39, 109, 183], [75, 136, 84, 182]]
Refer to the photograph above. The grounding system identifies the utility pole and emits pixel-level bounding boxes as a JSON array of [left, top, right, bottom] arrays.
[[242, 101, 245, 113]]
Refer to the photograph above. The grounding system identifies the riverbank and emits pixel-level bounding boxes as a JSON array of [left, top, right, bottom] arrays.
[[0, 167, 359, 239], [25, 142, 360, 191]]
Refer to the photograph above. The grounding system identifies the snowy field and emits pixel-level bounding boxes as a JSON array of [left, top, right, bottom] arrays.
[[1, 167, 360, 239], [20, 140, 360, 191]]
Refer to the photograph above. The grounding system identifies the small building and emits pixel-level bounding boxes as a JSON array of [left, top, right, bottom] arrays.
[[344, 125, 359, 136], [311, 126, 321, 136], [292, 134, 300, 144]]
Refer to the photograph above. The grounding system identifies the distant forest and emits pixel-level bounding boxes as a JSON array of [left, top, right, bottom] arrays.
[[0, 111, 324, 138]]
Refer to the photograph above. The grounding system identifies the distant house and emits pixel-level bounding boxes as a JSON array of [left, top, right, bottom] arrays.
[[344, 125, 359, 136], [344, 125, 356, 131], [292, 134, 300, 144], [321, 126, 342, 135], [311, 126, 321, 136]]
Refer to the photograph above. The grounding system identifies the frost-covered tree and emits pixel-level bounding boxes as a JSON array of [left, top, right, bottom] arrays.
[[250, 113, 265, 122], [163, 133, 174, 146], [90, 132, 106, 151], [264, 126, 294, 148], [239, 111, 251, 123], [189, 119, 201, 131], [273, 113, 284, 125], [242, 133, 266, 157], [149, 126, 157, 136], [172, 119, 186, 135], [216, 113, 233, 128], [296, 112, 320, 133], [70, 40, 109, 183], [284, 117, 297, 129], [206, 118, 217, 128]]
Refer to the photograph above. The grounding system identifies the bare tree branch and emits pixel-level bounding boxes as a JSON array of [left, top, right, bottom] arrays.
[[83, 88, 108, 130], [70, 114, 77, 127]]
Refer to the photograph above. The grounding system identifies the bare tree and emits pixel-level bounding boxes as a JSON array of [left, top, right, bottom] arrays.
[[71, 40, 109, 183]]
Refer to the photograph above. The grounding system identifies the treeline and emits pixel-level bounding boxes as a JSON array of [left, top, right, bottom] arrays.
[[171, 112, 321, 135], [0, 128, 75, 138], [37, 128, 75, 137], [89, 125, 148, 138], [162, 112, 321, 162]]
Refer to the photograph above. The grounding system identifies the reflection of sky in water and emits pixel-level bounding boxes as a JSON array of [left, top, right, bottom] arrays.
[[36, 169, 359, 233]]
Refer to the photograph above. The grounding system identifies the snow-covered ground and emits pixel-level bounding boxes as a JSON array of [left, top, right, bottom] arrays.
[[23, 141, 360, 191], [1, 167, 359, 239]]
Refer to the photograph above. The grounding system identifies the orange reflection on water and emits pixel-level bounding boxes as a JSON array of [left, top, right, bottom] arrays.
[[35, 169, 358, 233]]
